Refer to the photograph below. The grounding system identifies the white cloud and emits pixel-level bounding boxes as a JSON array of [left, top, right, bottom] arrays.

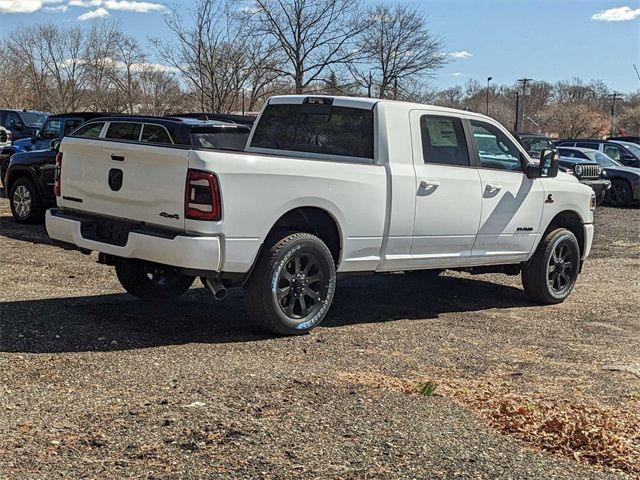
[[591, 6, 640, 21], [0, 0, 45, 13], [103, 0, 165, 12], [44, 4, 68, 11], [449, 51, 473, 59], [449, 72, 465, 77], [69, 0, 102, 6], [77, 6, 109, 19]]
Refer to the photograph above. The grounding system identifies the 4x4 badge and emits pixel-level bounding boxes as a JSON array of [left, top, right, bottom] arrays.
[[159, 212, 180, 219]]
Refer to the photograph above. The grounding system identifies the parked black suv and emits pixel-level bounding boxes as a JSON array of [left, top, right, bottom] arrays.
[[513, 132, 611, 204], [554, 139, 640, 168], [5, 112, 112, 223], [5, 114, 252, 223], [558, 146, 640, 207], [0, 109, 48, 141], [556, 153, 610, 205]]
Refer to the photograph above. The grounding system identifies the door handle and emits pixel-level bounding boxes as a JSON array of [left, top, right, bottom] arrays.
[[486, 183, 502, 191], [110, 154, 125, 161], [420, 180, 440, 188]]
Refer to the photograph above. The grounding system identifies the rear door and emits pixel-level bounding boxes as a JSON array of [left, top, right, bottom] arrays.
[[409, 111, 482, 265], [58, 121, 188, 230]]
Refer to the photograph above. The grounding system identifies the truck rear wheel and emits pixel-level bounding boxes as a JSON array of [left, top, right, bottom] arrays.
[[522, 228, 580, 304], [115, 261, 195, 301], [244, 232, 336, 336]]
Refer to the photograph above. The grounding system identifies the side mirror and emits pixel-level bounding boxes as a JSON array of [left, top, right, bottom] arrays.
[[50, 138, 61, 151], [525, 149, 559, 179]]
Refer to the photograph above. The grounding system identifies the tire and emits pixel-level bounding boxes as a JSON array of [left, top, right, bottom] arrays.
[[522, 228, 580, 304], [244, 232, 336, 336], [595, 189, 606, 206], [608, 179, 633, 207], [115, 261, 195, 301], [9, 177, 44, 224], [0, 158, 9, 186]]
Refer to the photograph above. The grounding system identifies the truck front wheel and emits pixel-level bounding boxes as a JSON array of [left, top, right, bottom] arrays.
[[245, 232, 336, 336], [115, 261, 195, 301], [522, 228, 580, 304]]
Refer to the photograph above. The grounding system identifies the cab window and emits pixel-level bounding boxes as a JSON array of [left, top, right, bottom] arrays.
[[251, 103, 374, 159], [603, 145, 622, 162], [41, 119, 61, 140], [420, 115, 470, 166], [64, 119, 84, 136], [72, 122, 105, 138], [141, 124, 173, 144], [470, 121, 522, 171], [105, 122, 142, 141]]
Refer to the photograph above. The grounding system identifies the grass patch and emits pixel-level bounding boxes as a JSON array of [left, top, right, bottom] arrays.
[[415, 381, 437, 396]]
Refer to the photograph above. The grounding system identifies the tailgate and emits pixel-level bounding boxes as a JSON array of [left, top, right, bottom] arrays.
[[58, 137, 188, 230]]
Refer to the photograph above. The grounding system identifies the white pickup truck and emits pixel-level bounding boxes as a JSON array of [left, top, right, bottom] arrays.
[[46, 96, 595, 335]]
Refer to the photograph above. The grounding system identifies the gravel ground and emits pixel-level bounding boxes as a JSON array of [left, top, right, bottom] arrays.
[[0, 197, 638, 479]]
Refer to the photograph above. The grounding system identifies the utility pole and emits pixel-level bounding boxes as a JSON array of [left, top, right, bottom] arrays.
[[486, 76, 492, 116], [513, 91, 520, 132], [608, 91, 623, 136], [517, 78, 533, 132]]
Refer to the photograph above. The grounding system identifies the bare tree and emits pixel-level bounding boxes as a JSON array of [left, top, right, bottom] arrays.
[[6, 24, 87, 112], [250, 0, 368, 94], [84, 20, 124, 111], [349, 3, 445, 99], [152, 0, 279, 113], [111, 34, 146, 113], [137, 66, 184, 115], [545, 103, 609, 138]]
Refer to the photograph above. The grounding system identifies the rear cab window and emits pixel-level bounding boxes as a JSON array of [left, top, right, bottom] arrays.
[[105, 122, 142, 141], [141, 124, 173, 145], [250, 99, 374, 161], [190, 126, 250, 151], [72, 122, 105, 138]]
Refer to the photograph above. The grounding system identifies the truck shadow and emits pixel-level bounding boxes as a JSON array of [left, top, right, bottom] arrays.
[[0, 273, 530, 354], [0, 216, 52, 246]]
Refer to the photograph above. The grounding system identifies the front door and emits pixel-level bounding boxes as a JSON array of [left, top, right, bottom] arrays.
[[409, 111, 482, 267], [468, 120, 544, 261]]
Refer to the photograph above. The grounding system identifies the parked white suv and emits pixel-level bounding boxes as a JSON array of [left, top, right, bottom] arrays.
[[46, 96, 595, 335]]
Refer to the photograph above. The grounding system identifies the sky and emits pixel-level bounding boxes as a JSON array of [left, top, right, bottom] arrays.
[[0, 0, 639, 93]]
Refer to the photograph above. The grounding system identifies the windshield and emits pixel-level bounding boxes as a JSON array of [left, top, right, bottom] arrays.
[[18, 111, 47, 126], [190, 129, 249, 151], [620, 142, 640, 158], [593, 152, 621, 168]]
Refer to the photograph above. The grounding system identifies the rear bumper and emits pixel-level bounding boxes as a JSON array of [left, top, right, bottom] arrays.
[[45, 209, 221, 271], [582, 223, 594, 261]]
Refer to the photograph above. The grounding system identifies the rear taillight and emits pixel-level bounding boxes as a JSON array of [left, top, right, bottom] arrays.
[[185, 169, 221, 221], [54, 151, 62, 197]]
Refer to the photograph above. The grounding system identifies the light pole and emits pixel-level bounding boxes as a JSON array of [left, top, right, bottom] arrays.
[[486, 77, 492, 116]]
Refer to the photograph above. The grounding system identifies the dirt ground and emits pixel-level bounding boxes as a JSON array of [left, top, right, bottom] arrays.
[[0, 196, 638, 479]]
